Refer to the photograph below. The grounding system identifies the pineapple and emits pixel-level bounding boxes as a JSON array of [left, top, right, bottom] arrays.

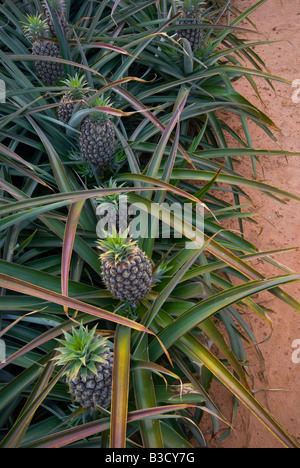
[[97, 231, 153, 304], [58, 74, 89, 123], [79, 97, 115, 168], [23, 14, 65, 85], [54, 323, 114, 410], [96, 180, 131, 235], [43, 0, 70, 38], [177, 0, 206, 51]]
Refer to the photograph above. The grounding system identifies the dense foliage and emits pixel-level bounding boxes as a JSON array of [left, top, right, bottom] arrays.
[[0, 0, 299, 448]]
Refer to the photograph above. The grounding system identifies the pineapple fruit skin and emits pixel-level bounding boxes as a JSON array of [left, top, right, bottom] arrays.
[[68, 350, 114, 410], [177, 0, 205, 51], [79, 117, 115, 168], [43, 1, 70, 38], [179, 16, 203, 51], [32, 39, 65, 84], [102, 249, 153, 304], [58, 93, 83, 123]]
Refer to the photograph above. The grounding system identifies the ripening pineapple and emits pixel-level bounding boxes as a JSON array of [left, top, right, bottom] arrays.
[[43, 0, 70, 38], [97, 231, 153, 304], [79, 97, 115, 168], [23, 14, 65, 85], [177, 0, 206, 51], [58, 74, 89, 123], [54, 324, 114, 410]]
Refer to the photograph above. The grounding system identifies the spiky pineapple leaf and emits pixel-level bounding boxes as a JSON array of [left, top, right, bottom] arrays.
[[53, 324, 111, 381]]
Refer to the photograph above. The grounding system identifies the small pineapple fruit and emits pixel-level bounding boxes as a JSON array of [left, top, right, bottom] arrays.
[[177, 0, 206, 51], [79, 97, 115, 168], [54, 323, 114, 410], [23, 14, 65, 85], [97, 231, 153, 304], [58, 74, 89, 123], [96, 180, 131, 235], [43, 0, 69, 38]]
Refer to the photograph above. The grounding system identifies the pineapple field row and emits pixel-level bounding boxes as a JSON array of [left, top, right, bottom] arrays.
[[0, 0, 299, 449]]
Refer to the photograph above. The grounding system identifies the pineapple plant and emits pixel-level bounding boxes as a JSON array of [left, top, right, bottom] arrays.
[[96, 180, 131, 235], [79, 97, 116, 168], [152, 260, 172, 284], [58, 74, 89, 123], [97, 231, 153, 304], [177, 0, 206, 51], [23, 14, 65, 85], [42, 0, 70, 38], [54, 324, 114, 410]]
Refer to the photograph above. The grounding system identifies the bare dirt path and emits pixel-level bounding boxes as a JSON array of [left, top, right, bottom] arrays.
[[205, 0, 300, 448]]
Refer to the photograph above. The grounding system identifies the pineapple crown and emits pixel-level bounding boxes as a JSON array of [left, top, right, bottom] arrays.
[[22, 14, 50, 41], [88, 95, 113, 125], [62, 73, 89, 99], [53, 323, 111, 381], [176, 0, 206, 15], [95, 179, 126, 205], [97, 229, 140, 264]]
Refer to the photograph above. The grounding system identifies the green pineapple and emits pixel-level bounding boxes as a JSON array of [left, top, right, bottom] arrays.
[[177, 0, 206, 51], [54, 323, 114, 410], [97, 231, 153, 304], [43, 0, 69, 37], [79, 97, 115, 168], [23, 14, 65, 85], [58, 74, 89, 123]]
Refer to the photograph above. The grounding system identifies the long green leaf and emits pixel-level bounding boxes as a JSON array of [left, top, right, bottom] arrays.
[[23, 404, 196, 448], [0, 353, 52, 412], [0, 186, 199, 217], [0, 364, 68, 448], [178, 334, 298, 448], [150, 274, 300, 362], [61, 200, 85, 315], [133, 335, 164, 448], [0, 273, 156, 336], [110, 325, 131, 448]]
